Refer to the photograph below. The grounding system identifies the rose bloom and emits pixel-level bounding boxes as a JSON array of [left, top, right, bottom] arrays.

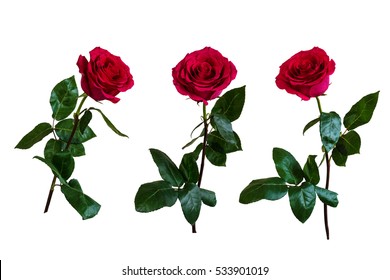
[[77, 47, 134, 103], [275, 47, 335, 100], [172, 47, 237, 104]]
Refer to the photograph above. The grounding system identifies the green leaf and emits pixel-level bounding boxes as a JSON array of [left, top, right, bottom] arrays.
[[239, 177, 288, 204], [182, 136, 201, 150], [320, 112, 341, 152], [51, 151, 75, 180], [272, 148, 304, 185], [331, 130, 361, 167], [303, 117, 320, 135], [134, 180, 178, 212], [206, 144, 226, 166], [67, 143, 86, 157], [79, 110, 92, 134], [200, 188, 217, 207], [207, 130, 242, 153], [44, 139, 85, 159], [34, 156, 68, 184], [179, 152, 199, 184], [44, 139, 62, 161], [331, 148, 348, 167], [15, 122, 53, 149], [55, 118, 96, 144], [303, 155, 320, 185], [34, 156, 100, 220], [192, 143, 203, 160], [288, 182, 316, 223], [211, 86, 245, 122], [315, 186, 339, 207], [89, 107, 128, 137], [336, 130, 361, 156], [343, 91, 379, 130], [61, 179, 101, 220], [190, 121, 204, 138], [178, 182, 202, 225], [210, 114, 237, 145], [182, 125, 204, 149], [149, 149, 185, 187], [50, 76, 79, 121]]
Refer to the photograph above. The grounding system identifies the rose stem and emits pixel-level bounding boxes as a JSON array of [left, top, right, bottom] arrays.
[[324, 152, 331, 240], [44, 94, 88, 213], [315, 97, 331, 240], [192, 103, 208, 233]]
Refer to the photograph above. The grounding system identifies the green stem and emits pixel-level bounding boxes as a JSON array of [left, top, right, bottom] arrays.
[[75, 94, 88, 115], [192, 103, 208, 233], [316, 96, 323, 114], [315, 97, 330, 240], [44, 94, 88, 213]]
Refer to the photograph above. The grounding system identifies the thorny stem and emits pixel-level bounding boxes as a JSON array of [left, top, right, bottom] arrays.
[[44, 94, 88, 213], [192, 103, 208, 233], [316, 97, 331, 240]]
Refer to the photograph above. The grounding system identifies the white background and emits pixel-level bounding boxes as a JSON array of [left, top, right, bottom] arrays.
[[1, 0, 389, 279]]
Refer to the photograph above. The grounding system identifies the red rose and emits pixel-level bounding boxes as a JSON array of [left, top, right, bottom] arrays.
[[172, 47, 237, 104], [275, 47, 335, 100], [77, 47, 134, 103]]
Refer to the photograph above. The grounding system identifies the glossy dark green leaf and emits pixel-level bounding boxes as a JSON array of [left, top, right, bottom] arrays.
[[135, 180, 178, 212], [303, 117, 320, 135], [272, 148, 304, 185], [315, 186, 339, 207], [206, 144, 226, 166], [344, 91, 379, 130], [303, 155, 320, 185], [179, 152, 199, 184], [61, 179, 101, 220], [34, 156, 100, 220], [89, 107, 128, 137], [336, 130, 361, 156], [192, 143, 203, 160], [15, 122, 53, 149], [207, 130, 242, 154], [79, 110, 92, 134], [200, 188, 217, 207], [178, 182, 202, 225], [67, 143, 86, 157], [55, 118, 96, 144], [44, 139, 85, 159], [33, 156, 67, 185], [211, 86, 245, 122], [149, 149, 184, 187], [239, 177, 288, 204], [288, 182, 316, 223], [44, 139, 62, 161], [331, 148, 348, 167], [320, 112, 341, 152], [51, 151, 75, 180], [211, 113, 237, 145], [50, 76, 79, 121]]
